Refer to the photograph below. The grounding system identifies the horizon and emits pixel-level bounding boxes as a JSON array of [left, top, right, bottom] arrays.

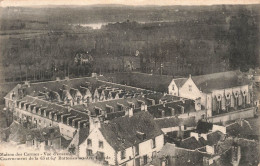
[[1, 0, 260, 7]]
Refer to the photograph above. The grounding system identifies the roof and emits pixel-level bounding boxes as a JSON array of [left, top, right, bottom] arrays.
[[26, 126, 61, 142], [160, 94, 182, 103], [19, 95, 89, 120], [145, 99, 196, 118], [226, 119, 254, 139], [99, 111, 163, 151], [104, 72, 175, 92], [157, 143, 176, 157], [73, 97, 148, 115], [5, 76, 105, 100], [7, 121, 30, 144], [78, 128, 90, 145], [174, 78, 188, 88], [196, 120, 213, 133], [207, 131, 224, 146], [179, 137, 204, 150], [155, 116, 196, 129], [191, 70, 250, 93]]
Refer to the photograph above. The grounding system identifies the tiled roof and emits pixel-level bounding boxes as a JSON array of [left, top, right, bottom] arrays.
[[26, 126, 61, 142], [160, 94, 182, 102], [226, 119, 254, 138], [78, 128, 90, 145], [23, 77, 102, 97], [61, 136, 72, 149], [207, 131, 224, 146], [73, 97, 148, 115], [19, 95, 89, 119], [174, 78, 188, 88], [145, 99, 196, 118], [104, 72, 175, 92], [191, 70, 250, 93], [179, 137, 204, 150], [7, 121, 30, 144], [157, 143, 176, 157], [155, 116, 196, 129], [196, 120, 213, 133], [99, 111, 163, 151], [157, 143, 212, 166]]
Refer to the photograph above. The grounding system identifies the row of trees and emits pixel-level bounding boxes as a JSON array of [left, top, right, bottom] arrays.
[[0, 6, 258, 82]]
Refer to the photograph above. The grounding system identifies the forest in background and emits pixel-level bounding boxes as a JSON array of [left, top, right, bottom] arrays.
[[0, 4, 259, 82]]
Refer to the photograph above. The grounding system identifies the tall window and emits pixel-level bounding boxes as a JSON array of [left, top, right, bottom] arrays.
[[87, 139, 92, 147], [97, 151, 105, 161], [135, 145, 139, 156], [151, 138, 156, 149], [189, 85, 192, 91], [172, 85, 175, 91], [143, 155, 148, 165], [99, 141, 104, 148], [121, 150, 126, 160], [87, 149, 92, 156]]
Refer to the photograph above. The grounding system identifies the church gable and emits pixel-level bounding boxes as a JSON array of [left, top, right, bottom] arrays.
[[179, 77, 201, 100]]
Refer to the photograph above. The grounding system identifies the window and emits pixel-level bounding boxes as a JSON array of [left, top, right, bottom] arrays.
[[45, 140, 48, 146], [32, 140, 35, 145], [172, 85, 175, 90], [135, 158, 140, 166], [143, 155, 148, 165], [87, 139, 92, 147], [189, 85, 192, 91], [99, 141, 104, 148], [87, 149, 92, 156], [151, 138, 156, 149], [135, 145, 139, 156], [152, 151, 157, 158], [121, 150, 126, 160], [97, 151, 105, 161]]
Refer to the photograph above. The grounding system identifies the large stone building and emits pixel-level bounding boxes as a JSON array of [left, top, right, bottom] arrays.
[[79, 111, 164, 166], [168, 70, 254, 117]]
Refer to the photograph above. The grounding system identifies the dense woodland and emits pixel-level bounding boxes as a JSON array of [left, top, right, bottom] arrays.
[[0, 5, 259, 82]]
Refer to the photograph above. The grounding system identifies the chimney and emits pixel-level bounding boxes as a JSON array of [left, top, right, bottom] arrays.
[[89, 117, 101, 132], [24, 81, 30, 87], [141, 103, 147, 111], [161, 110, 165, 118], [65, 76, 69, 81], [169, 107, 175, 116], [179, 105, 185, 114], [163, 102, 166, 107], [56, 77, 61, 81], [128, 108, 133, 117]]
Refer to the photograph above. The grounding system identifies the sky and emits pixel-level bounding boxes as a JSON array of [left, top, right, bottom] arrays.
[[1, 0, 260, 7]]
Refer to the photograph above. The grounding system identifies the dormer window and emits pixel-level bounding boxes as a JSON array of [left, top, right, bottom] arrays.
[[94, 107, 102, 115], [38, 109, 41, 115], [136, 131, 146, 140], [49, 112, 52, 119], [54, 114, 57, 121]]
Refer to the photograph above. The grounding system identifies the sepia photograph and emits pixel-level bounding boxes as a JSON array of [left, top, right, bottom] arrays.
[[0, 0, 259, 165]]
